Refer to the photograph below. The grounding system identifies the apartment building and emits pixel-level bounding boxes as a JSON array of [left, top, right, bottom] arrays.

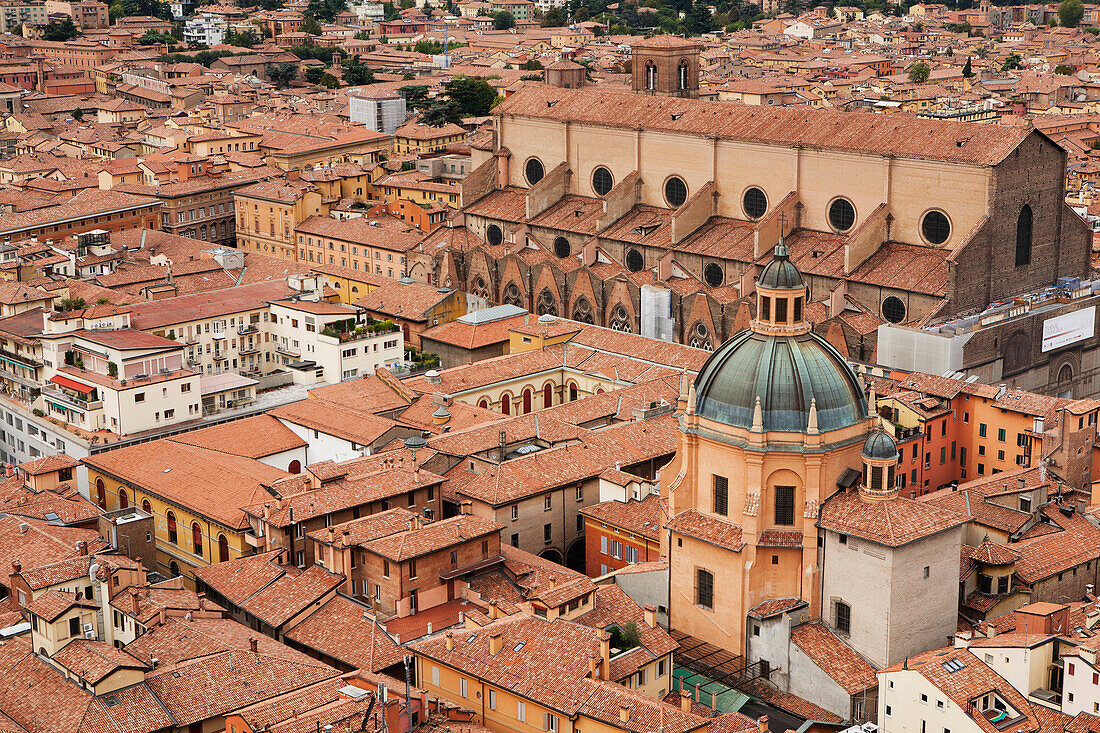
[[309, 510, 502, 618], [581, 493, 663, 577], [127, 279, 293, 379], [296, 215, 423, 278], [0, 188, 161, 243], [83, 436, 290, 581], [0, 2, 47, 33], [234, 178, 326, 262], [268, 294, 404, 384]]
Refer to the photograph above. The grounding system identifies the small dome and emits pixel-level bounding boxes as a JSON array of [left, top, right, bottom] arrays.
[[862, 431, 899, 461], [432, 407, 451, 419], [758, 242, 803, 290], [693, 330, 867, 432]]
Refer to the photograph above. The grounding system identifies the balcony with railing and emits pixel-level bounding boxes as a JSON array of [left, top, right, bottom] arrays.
[[238, 323, 259, 335], [238, 344, 259, 355], [41, 385, 103, 415]]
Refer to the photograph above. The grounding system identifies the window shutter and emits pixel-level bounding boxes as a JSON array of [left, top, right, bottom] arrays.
[[543, 713, 549, 731]]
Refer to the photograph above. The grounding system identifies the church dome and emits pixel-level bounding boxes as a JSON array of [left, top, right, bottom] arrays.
[[693, 330, 868, 432], [862, 431, 898, 461]]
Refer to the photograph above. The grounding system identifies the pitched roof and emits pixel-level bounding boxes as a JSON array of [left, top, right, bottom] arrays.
[[283, 595, 405, 672], [581, 495, 664, 542], [494, 86, 1032, 166], [819, 488, 968, 547], [789, 622, 877, 694]]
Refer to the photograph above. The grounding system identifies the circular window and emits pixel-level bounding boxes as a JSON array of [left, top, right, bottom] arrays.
[[524, 158, 544, 185], [626, 248, 644, 272], [921, 210, 951, 245], [592, 167, 614, 196], [553, 237, 570, 258], [882, 296, 906, 324], [828, 197, 856, 232], [486, 224, 503, 247], [664, 176, 688, 208], [475, 276, 485, 289], [704, 263, 723, 287], [742, 187, 768, 219]]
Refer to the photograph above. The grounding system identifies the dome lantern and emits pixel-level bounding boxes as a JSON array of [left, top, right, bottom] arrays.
[[860, 430, 899, 502], [753, 241, 810, 337]]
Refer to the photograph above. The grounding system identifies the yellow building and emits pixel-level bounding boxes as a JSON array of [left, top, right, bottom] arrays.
[[234, 178, 327, 262], [392, 120, 466, 156], [82, 439, 290, 584]]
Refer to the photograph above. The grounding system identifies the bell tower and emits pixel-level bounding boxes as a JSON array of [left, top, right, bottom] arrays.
[[630, 35, 703, 98]]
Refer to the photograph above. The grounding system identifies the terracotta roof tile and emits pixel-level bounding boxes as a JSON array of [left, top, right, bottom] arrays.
[[789, 622, 877, 694]]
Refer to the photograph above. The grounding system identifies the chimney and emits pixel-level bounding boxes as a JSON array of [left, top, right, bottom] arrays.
[[1017, 476, 1025, 489], [198, 593, 206, 611], [249, 637, 258, 653], [680, 691, 691, 713], [588, 652, 599, 677], [445, 631, 454, 651], [599, 631, 610, 679], [954, 631, 971, 649], [644, 604, 656, 628], [10, 560, 20, 574], [756, 717, 768, 733], [488, 630, 502, 656], [327, 527, 335, 542], [1088, 584, 1095, 597], [17, 523, 26, 534], [131, 591, 139, 616], [78, 540, 88, 556], [548, 576, 556, 589], [618, 705, 629, 724], [288, 168, 300, 181], [488, 600, 499, 619]]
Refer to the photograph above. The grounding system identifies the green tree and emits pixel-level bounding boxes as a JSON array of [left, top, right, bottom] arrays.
[[541, 6, 565, 25], [71, 107, 84, 120], [492, 9, 515, 28], [442, 75, 496, 116], [1055, 63, 1073, 74], [306, 0, 346, 21], [343, 54, 376, 85], [266, 61, 299, 87], [1059, 0, 1083, 28], [300, 13, 323, 34], [225, 27, 256, 47], [907, 60, 930, 83], [684, 0, 712, 33], [305, 65, 326, 83], [320, 72, 338, 87], [1001, 53, 1022, 71], [42, 17, 79, 41], [137, 29, 174, 44], [522, 58, 543, 70], [422, 97, 460, 126], [962, 56, 973, 77], [399, 84, 431, 108]]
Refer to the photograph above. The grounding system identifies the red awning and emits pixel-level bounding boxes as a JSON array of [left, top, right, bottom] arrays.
[[49, 375, 95, 394]]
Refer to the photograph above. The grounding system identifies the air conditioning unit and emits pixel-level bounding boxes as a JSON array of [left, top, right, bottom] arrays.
[[82, 623, 94, 633]]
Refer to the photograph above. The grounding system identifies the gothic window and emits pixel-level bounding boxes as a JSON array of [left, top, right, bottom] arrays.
[[645, 60, 656, 90], [609, 305, 632, 332], [536, 288, 558, 316], [1002, 331, 1030, 376], [689, 322, 712, 351], [572, 297, 594, 324], [502, 282, 522, 307], [1016, 204, 1032, 267], [471, 276, 489, 299]]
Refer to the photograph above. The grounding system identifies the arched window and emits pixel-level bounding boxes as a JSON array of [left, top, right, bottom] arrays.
[[572, 297, 594, 324], [1060, 363, 1074, 385], [690, 322, 712, 351], [536, 288, 557, 316], [472, 276, 490, 299], [192, 522, 203, 556], [1016, 204, 1032, 267], [501, 393, 511, 415], [218, 534, 229, 563], [478, 397, 490, 409], [169, 561, 179, 577], [95, 479, 106, 509], [678, 60, 689, 90], [118, 488, 128, 509], [142, 499, 151, 514], [645, 60, 656, 90], [288, 459, 301, 474], [569, 382, 579, 401], [609, 305, 632, 332], [522, 388, 532, 414], [167, 511, 177, 544], [543, 383, 552, 408], [502, 282, 522, 307]]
